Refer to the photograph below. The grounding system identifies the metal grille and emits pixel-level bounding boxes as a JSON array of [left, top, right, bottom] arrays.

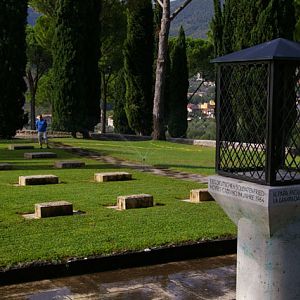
[[275, 63, 300, 183], [216, 62, 300, 185]]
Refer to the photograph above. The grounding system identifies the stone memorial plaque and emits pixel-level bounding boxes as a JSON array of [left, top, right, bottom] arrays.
[[270, 186, 300, 205], [209, 176, 267, 206]]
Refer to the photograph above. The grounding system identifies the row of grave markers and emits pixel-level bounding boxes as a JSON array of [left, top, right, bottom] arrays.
[[3, 144, 213, 219]]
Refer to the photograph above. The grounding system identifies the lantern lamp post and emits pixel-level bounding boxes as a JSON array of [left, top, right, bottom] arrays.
[[209, 38, 300, 299]]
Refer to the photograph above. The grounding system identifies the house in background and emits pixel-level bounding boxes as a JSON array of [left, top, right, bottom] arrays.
[[187, 103, 200, 113], [200, 100, 215, 118]]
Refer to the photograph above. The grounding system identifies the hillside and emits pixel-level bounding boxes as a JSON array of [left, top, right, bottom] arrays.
[[170, 0, 215, 39], [27, 7, 40, 26], [28, 1, 216, 39]]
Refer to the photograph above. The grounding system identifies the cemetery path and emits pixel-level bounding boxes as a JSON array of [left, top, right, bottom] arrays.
[[0, 254, 236, 299], [51, 142, 208, 184]]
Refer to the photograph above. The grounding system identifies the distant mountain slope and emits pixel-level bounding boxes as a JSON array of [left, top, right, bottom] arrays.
[[28, 1, 215, 38], [170, 0, 215, 39], [27, 7, 40, 26]]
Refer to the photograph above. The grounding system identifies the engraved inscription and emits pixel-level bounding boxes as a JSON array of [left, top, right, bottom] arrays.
[[272, 189, 300, 204], [210, 178, 266, 204]]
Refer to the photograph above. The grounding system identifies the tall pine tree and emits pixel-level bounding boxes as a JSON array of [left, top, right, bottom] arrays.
[[82, 1, 102, 132], [0, 0, 28, 138], [124, 0, 154, 136], [234, 1, 260, 49], [113, 69, 133, 134], [212, 0, 296, 146], [168, 27, 189, 138], [52, 0, 101, 137], [213, 0, 295, 55], [211, 0, 223, 56], [99, 0, 127, 134], [252, 0, 295, 42], [221, 0, 240, 54]]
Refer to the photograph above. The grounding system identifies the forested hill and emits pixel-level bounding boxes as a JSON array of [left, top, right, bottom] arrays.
[[28, 1, 216, 39], [170, 0, 215, 39]]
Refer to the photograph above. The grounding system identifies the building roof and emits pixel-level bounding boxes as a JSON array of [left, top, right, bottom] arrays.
[[211, 38, 300, 63]]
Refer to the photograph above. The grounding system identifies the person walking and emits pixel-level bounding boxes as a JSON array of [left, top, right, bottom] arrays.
[[35, 114, 49, 149]]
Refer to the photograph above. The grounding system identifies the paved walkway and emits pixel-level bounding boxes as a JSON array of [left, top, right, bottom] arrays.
[[51, 142, 209, 184], [0, 255, 236, 300]]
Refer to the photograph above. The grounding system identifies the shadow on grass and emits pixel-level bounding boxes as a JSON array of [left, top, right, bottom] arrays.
[[77, 148, 148, 161], [0, 139, 35, 144], [53, 141, 151, 160], [11, 164, 118, 171], [0, 150, 70, 161], [154, 164, 215, 171]]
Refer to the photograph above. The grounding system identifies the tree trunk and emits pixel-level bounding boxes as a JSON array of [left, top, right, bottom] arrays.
[[152, 0, 170, 140], [30, 94, 36, 130], [100, 73, 107, 134], [27, 70, 36, 130], [81, 129, 90, 139], [152, 0, 193, 140], [100, 96, 107, 134]]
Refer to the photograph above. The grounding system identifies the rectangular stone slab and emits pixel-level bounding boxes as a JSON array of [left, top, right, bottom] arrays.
[[8, 145, 34, 150], [117, 194, 153, 210], [0, 163, 13, 170], [190, 189, 214, 203], [54, 161, 85, 168], [19, 175, 59, 186], [35, 201, 73, 218], [24, 152, 57, 159], [94, 172, 132, 182]]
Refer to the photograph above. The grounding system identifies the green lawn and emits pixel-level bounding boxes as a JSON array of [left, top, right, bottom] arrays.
[[54, 138, 216, 176], [0, 139, 235, 270]]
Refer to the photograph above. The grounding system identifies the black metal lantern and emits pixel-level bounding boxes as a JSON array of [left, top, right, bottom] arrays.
[[213, 38, 300, 186]]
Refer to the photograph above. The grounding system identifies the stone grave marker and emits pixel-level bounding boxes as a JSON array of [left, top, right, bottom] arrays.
[[35, 201, 73, 218], [19, 175, 59, 186], [117, 194, 153, 210], [54, 161, 85, 168], [0, 163, 13, 170], [24, 152, 57, 159], [190, 189, 214, 203], [8, 145, 34, 150], [94, 172, 132, 182]]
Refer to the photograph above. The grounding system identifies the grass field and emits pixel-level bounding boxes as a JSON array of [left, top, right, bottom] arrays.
[[0, 138, 235, 270], [54, 138, 216, 176]]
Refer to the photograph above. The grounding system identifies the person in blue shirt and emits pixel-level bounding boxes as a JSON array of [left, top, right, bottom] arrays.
[[35, 114, 49, 149]]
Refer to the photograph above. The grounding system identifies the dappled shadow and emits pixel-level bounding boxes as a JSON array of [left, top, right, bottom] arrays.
[[8, 163, 117, 171], [0, 149, 69, 161], [50, 142, 214, 178], [91, 133, 152, 142], [153, 164, 215, 171], [51, 141, 155, 160], [67, 147, 149, 161]]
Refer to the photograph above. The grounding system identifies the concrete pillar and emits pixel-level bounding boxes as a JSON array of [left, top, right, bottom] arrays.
[[208, 175, 300, 300]]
